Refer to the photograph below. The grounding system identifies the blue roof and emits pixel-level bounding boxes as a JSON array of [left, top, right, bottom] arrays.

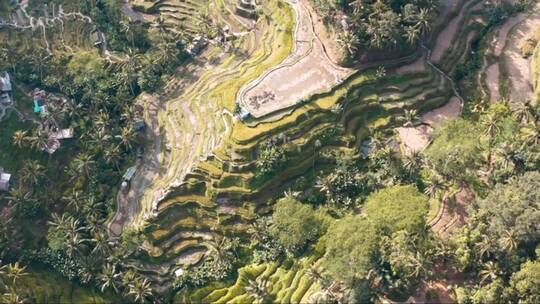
[[123, 166, 137, 181]]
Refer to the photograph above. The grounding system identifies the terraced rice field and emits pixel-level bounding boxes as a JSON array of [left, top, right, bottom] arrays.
[[180, 254, 324, 303], [118, 0, 492, 291], [238, 0, 353, 118]]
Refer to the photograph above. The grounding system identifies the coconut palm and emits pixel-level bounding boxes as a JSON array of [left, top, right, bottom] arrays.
[[82, 195, 106, 220], [28, 128, 49, 151], [402, 150, 423, 176], [99, 264, 120, 293], [65, 230, 88, 258], [476, 236, 495, 259], [5, 262, 27, 284], [120, 19, 136, 49], [48, 213, 71, 231], [349, 0, 366, 15], [404, 25, 421, 46], [72, 153, 95, 178], [121, 270, 138, 292], [416, 8, 432, 34], [207, 236, 233, 264], [401, 109, 420, 127], [128, 277, 153, 303], [423, 173, 446, 199], [244, 278, 269, 304], [64, 190, 86, 213], [20, 160, 46, 188], [479, 261, 500, 284], [512, 100, 536, 124], [11, 130, 28, 148], [481, 114, 501, 169], [6, 187, 32, 207], [1, 289, 24, 304], [119, 125, 136, 150], [519, 123, 539, 145], [91, 231, 111, 257], [305, 265, 324, 282], [500, 229, 518, 252], [153, 16, 169, 41], [337, 31, 359, 56]]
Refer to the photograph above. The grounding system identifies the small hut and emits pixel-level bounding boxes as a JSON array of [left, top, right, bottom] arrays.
[[0, 72, 12, 105], [0, 168, 11, 192], [121, 166, 137, 189]]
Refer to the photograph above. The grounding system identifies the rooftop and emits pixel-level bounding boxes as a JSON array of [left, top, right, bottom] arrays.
[[0, 72, 12, 92]]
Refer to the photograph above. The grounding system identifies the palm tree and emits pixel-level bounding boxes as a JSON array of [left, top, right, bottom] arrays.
[[29, 48, 50, 82], [120, 19, 136, 49], [337, 32, 359, 56], [512, 100, 536, 124], [82, 195, 106, 220], [305, 265, 324, 282], [153, 16, 169, 41], [6, 262, 28, 284], [72, 153, 95, 178], [91, 231, 111, 257], [121, 270, 137, 292], [64, 190, 86, 213], [481, 114, 501, 170], [1, 289, 24, 304], [423, 173, 445, 199], [479, 261, 500, 284], [519, 123, 539, 146], [28, 128, 49, 151], [244, 278, 269, 304], [11, 130, 28, 148], [404, 25, 421, 46], [6, 187, 32, 207], [349, 0, 366, 15], [119, 125, 136, 150], [48, 213, 71, 231], [99, 264, 120, 293], [402, 150, 423, 176], [401, 109, 420, 127], [206, 236, 232, 264], [416, 8, 432, 35], [128, 277, 153, 303], [20, 160, 46, 188], [500, 229, 518, 252], [104, 144, 121, 168], [476, 237, 495, 259], [65, 230, 88, 258]]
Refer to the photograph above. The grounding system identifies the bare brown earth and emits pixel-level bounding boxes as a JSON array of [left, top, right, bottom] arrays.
[[486, 63, 501, 102], [422, 96, 461, 128], [503, 7, 540, 102], [396, 126, 432, 154], [238, 0, 353, 118], [483, 2, 540, 102], [397, 95, 462, 154]]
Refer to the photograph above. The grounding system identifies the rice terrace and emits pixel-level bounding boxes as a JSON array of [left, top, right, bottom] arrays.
[[0, 0, 539, 303]]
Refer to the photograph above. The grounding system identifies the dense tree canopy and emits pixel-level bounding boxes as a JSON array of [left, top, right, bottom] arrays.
[[322, 216, 379, 285], [364, 184, 429, 235], [269, 198, 327, 254], [426, 119, 483, 181], [507, 260, 540, 304], [310, 0, 437, 57], [474, 172, 540, 252]]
